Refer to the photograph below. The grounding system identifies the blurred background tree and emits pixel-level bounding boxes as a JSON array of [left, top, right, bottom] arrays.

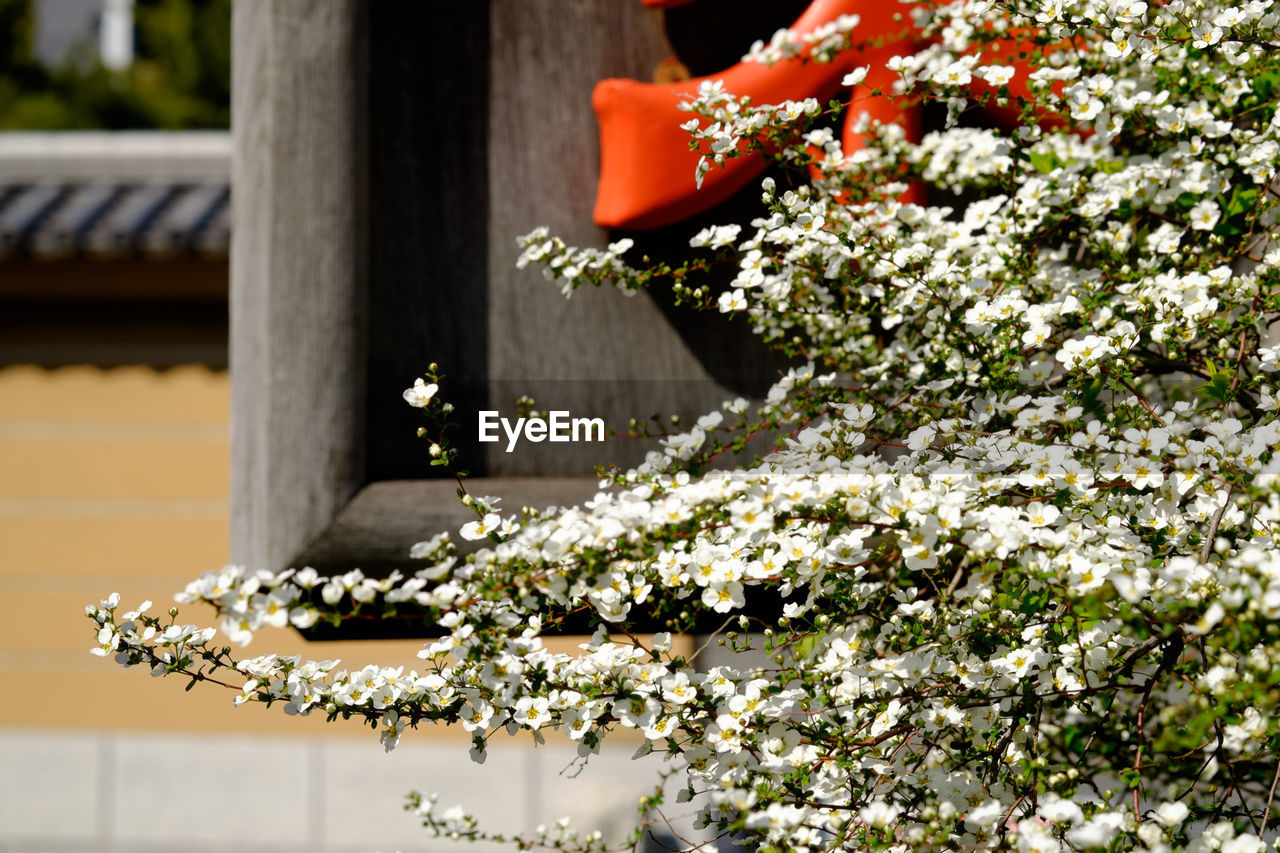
[[0, 0, 229, 129]]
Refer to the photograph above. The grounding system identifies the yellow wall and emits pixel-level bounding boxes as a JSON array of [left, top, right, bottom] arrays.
[[0, 364, 431, 737]]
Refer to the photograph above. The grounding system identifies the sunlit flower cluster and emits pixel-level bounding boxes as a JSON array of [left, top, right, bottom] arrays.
[[91, 0, 1280, 850]]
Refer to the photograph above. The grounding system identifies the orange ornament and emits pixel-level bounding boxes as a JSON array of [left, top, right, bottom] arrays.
[[592, 0, 1064, 229]]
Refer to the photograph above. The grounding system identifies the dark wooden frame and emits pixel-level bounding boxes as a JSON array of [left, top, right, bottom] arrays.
[[229, 2, 754, 580]]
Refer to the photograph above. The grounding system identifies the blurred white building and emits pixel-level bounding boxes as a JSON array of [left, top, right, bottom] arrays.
[[34, 0, 134, 71]]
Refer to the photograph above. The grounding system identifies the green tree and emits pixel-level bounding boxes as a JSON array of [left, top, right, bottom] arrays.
[[0, 0, 229, 130]]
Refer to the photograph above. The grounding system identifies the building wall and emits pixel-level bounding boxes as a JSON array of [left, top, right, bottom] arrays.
[[0, 361, 433, 732], [1, 363, 232, 729], [0, 362, 669, 852]]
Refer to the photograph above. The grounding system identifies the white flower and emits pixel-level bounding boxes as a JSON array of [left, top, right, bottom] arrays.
[[1112, 0, 1147, 23], [460, 513, 501, 541], [975, 65, 1015, 86], [513, 697, 551, 729], [1152, 801, 1188, 827], [1128, 457, 1164, 489], [1189, 199, 1221, 231], [1192, 21, 1223, 47], [1103, 29, 1133, 59], [402, 378, 438, 408], [1067, 813, 1126, 848], [717, 288, 747, 313], [1057, 335, 1114, 372], [965, 799, 1006, 830], [1038, 795, 1083, 824], [841, 66, 869, 87], [859, 800, 902, 828], [1221, 836, 1266, 853], [662, 672, 697, 705], [690, 223, 741, 249]]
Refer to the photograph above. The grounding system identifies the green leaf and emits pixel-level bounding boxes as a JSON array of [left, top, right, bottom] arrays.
[[1028, 151, 1063, 174], [1062, 725, 1087, 756], [1079, 376, 1106, 418], [1252, 67, 1280, 100], [1225, 186, 1259, 219], [1196, 368, 1235, 403]]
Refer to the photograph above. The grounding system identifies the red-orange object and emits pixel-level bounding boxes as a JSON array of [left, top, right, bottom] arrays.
[[593, 0, 1060, 229], [594, 0, 913, 229]]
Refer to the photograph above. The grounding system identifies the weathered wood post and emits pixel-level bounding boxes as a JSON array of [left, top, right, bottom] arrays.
[[231, 2, 750, 580], [231, 1, 368, 576]]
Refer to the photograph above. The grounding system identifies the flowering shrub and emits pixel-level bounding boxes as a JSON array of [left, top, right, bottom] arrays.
[[88, 0, 1280, 850]]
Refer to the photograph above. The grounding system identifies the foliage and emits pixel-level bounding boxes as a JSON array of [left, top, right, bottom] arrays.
[[0, 0, 229, 129], [90, 0, 1280, 850]]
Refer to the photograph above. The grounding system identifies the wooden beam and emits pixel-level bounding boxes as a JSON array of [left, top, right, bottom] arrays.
[[363, 3, 491, 482], [290, 478, 791, 642], [230, 1, 369, 573], [0, 132, 230, 182], [0, 259, 226, 300], [288, 477, 601, 577], [485, 0, 739, 476]]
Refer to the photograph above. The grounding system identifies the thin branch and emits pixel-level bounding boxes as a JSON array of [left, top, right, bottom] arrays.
[[1200, 484, 1234, 564], [688, 615, 739, 665], [649, 807, 715, 853], [1261, 758, 1280, 840], [1105, 369, 1166, 427]]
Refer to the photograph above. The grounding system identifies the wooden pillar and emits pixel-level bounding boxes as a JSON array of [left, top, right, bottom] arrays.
[[230, 1, 368, 572], [486, 1, 733, 476]]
